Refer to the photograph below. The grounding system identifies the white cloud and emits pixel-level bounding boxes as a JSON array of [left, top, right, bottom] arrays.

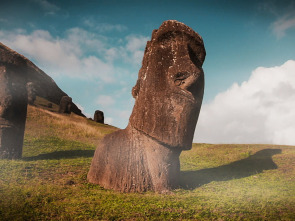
[[124, 35, 149, 66], [271, 13, 295, 38], [0, 28, 149, 82], [194, 60, 295, 145], [105, 117, 113, 125], [96, 95, 115, 108], [0, 28, 116, 82], [126, 35, 148, 52]]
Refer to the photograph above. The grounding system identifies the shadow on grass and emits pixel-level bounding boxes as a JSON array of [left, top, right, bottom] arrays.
[[23, 150, 95, 161], [180, 148, 282, 189]]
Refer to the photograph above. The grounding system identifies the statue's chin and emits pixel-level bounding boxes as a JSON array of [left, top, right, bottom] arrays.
[[151, 125, 195, 150], [131, 112, 197, 150]]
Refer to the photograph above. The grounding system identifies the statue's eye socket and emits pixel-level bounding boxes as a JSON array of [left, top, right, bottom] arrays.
[[174, 79, 183, 86], [174, 72, 188, 86]]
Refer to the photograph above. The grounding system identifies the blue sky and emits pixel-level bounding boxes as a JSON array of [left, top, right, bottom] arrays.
[[1, 0, 295, 145]]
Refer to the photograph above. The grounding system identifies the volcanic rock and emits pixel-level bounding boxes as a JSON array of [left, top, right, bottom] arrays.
[[88, 20, 206, 192]]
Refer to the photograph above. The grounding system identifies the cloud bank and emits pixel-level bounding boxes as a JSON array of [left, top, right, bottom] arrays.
[[0, 28, 148, 83], [195, 60, 295, 145], [0, 27, 148, 129]]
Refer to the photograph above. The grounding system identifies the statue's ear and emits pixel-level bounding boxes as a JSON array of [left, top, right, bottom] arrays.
[[132, 79, 140, 99]]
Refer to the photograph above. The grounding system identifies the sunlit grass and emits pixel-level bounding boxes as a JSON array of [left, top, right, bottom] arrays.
[[0, 104, 294, 220], [25, 105, 118, 145]]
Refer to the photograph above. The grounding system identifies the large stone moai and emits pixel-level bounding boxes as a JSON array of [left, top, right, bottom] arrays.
[[94, 110, 104, 124], [26, 82, 36, 105], [0, 65, 28, 159], [58, 96, 72, 114], [88, 20, 206, 192]]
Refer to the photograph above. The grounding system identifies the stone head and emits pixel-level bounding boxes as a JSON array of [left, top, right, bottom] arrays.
[[59, 96, 72, 114], [129, 20, 206, 150], [94, 110, 104, 124]]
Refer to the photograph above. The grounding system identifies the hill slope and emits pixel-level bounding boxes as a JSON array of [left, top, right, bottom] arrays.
[[0, 105, 294, 220], [0, 42, 84, 116]]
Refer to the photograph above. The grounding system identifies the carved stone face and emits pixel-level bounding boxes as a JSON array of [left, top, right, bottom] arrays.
[[129, 21, 206, 150]]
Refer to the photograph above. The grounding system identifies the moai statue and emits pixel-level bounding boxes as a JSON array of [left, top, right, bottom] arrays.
[[88, 20, 206, 192], [0, 65, 28, 159], [26, 82, 36, 105], [94, 110, 104, 124], [58, 96, 72, 114]]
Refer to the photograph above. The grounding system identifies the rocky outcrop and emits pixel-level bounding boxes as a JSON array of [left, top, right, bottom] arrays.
[[0, 42, 84, 117], [88, 20, 206, 192]]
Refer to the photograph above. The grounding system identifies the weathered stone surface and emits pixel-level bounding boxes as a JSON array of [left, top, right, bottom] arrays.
[[0, 64, 28, 159], [58, 96, 72, 114], [94, 110, 104, 124], [88, 20, 206, 192], [0, 42, 85, 117], [26, 82, 36, 105]]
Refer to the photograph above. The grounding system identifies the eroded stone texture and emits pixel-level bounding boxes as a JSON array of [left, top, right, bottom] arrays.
[[94, 110, 104, 124], [0, 64, 28, 159], [88, 20, 206, 192], [26, 82, 36, 105], [58, 96, 72, 114]]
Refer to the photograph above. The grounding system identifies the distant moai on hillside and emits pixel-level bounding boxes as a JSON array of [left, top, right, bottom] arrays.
[[94, 110, 104, 124], [0, 65, 28, 159], [88, 20, 206, 193], [26, 82, 36, 105], [58, 96, 72, 114]]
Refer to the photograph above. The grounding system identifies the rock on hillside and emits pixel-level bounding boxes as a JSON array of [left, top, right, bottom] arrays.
[[0, 42, 84, 117]]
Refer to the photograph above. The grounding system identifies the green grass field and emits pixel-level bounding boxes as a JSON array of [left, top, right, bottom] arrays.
[[0, 104, 294, 220]]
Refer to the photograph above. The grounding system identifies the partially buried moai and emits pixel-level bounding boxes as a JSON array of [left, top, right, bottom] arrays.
[[58, 96, 72, 114], [88, 20, 206, 192], [0, 65, 28, 159], [94, 110, 104, 124]]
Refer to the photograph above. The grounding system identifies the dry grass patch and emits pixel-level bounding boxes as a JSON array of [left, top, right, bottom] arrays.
[[26, 105, 118, 145]]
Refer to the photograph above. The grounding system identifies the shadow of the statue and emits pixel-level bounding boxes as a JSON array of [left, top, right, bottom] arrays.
[[180, 148, 282, 189], [23, 150, 95, 161]]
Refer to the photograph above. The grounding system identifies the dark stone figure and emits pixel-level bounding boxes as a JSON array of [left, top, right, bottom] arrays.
[[26, 82, 36, 105], [88, 20, 206, 192], [0, 65, 28, 159], [94, 110, 104, 124], [58, 96, 72, 114]]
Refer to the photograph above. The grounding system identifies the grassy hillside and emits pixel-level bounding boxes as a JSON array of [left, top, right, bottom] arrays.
[[0, 104, 295, 220]]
